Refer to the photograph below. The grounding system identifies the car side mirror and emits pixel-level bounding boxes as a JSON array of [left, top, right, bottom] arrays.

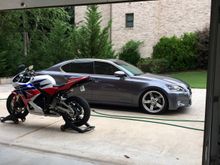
[[114, 71, 126, 78]]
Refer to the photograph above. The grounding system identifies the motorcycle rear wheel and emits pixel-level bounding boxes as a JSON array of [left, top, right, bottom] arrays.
[[62, 96, 91, 127]]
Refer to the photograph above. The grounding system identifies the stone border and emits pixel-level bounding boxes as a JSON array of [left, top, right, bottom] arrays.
[[0, 78, 12, 84]]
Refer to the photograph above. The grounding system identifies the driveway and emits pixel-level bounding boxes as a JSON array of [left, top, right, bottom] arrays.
[[0, 84, 205, 165]]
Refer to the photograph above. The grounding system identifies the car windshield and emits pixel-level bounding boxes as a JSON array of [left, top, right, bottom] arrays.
[[113, 60, 144, 76]]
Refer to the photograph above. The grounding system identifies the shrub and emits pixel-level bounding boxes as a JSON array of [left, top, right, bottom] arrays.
[[137, 58, 169, 74], [118, 40, 143, 66], [196, 28, 209, 69], [152, 33, 197, 72]]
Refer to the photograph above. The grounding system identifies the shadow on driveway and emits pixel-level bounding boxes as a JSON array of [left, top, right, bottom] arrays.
[[90, 103, 189, 116]]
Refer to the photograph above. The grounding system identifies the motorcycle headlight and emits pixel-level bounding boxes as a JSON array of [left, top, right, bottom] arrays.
[[166, 84, 185, 92]]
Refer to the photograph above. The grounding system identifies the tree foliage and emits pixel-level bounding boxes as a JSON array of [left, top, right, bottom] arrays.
[[0, 5, 116, 77], [0, 11, 23, 76], [74, 5, 114, 58], [22, 8, 72, 70]]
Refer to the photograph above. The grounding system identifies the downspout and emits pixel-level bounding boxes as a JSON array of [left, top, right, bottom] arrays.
[[110, 3, 112, 43]]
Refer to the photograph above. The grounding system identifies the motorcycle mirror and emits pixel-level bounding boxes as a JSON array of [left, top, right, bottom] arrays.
[[17, 64, 26, 73], [28, 65, 34, 70]]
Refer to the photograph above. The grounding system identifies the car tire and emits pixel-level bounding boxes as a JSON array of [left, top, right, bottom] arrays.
[[140, 89, 168, 114]]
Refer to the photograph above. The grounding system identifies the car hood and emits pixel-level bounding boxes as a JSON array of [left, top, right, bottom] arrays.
[[135, 73, 190, 88]]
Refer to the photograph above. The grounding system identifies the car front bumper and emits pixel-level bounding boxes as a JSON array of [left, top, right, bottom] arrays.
[[168, 91, 192, 110]]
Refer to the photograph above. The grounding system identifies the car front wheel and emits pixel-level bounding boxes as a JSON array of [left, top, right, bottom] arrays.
[[140, 90, 168, 114]]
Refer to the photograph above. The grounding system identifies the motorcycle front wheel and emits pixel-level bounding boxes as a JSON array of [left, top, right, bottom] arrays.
[[6, 93, 29, 119], [62, 96, 91, 127]]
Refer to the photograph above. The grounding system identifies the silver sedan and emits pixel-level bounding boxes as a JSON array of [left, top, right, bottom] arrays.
[[38, 59, 192, 114]]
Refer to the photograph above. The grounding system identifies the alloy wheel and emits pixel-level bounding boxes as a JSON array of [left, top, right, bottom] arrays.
[[142, 90, 166, 113]]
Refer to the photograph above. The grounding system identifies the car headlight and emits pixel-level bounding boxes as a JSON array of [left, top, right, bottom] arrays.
[[166, 84, 185, 92]]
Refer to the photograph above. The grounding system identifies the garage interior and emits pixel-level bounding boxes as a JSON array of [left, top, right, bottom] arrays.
[[0, 0, 219, 164]]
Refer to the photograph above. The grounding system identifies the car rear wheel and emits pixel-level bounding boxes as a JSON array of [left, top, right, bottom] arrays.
[[140, 90, 168, 114]]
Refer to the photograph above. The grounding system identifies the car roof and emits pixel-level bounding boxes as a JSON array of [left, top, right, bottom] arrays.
[[73, 58, 119, 63], [46, 58, 122, 70], [53, 58, 120, 66]]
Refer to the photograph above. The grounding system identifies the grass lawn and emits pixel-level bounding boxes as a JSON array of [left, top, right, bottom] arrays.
[[167, 70, 207, 89]]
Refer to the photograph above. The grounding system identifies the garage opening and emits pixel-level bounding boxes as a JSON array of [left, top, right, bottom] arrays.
[[1, 1, 219, 164]]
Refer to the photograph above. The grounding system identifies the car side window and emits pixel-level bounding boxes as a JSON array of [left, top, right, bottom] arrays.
[[61, 62, 93, 74], [94, 62, 119, 75]]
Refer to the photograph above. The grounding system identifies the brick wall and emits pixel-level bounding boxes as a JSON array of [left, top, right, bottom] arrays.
[[75, 0, 211, 57]]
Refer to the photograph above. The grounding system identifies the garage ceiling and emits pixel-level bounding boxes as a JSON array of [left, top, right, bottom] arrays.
[[0, 0, 155, 10]]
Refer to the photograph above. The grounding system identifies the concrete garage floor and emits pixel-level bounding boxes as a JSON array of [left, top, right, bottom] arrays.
[[0, 84, 205, 165]]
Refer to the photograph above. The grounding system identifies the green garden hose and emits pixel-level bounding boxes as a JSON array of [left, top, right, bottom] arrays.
[[92, 110, 204, 132], [92, 110, 204, 123]]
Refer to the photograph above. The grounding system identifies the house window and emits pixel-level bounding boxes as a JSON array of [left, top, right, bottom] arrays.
[[125, 13, 134, 28]]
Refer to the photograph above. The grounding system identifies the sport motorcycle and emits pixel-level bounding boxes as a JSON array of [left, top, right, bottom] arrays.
[[0, 65, 94, 133]]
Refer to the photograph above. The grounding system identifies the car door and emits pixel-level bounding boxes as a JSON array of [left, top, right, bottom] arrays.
[[89, 61, 134, 105], [57, 61, 94, 100]]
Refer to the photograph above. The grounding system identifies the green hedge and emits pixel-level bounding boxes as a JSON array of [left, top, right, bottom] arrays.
[[152, 33, 198, 72], [137, 58, 169, 74], [196, 28, 209, 69], [118, 40, 143, 66]]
